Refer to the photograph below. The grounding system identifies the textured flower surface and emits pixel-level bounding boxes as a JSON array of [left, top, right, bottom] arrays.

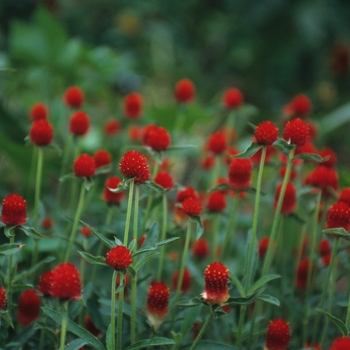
[[146, 282, 170, 318], [273, 182, 297, 215], [202, 262, 229, 305], [206, 191, 227, 212], [176, 187, 198, 203], [143, 125, 171, 151], [93, 149, 112, 169], [30, 102, 48, 121], [50, 263, 82, 300], [172, 268, 191, 294], [74, 154, 96, 178], [106, 245, 133, 270], [283, 117, 310, 146], [124, 92, 143, 119], [326, 201, 350, 232], [119, 150, 150, 184], [329, 336, 350, 350], [30, 119, 54, 146], [266, 318, 291, 350], [154, 171, 174, 191], [103, 176, 124, 204], [175, 78, 195, 103], [290, 93, 311, 115], [17, 289, 41, 327], [64, 86, 84, 108], [255, 121, 278, 145], [306, 165, 338, 197], [1, 194, 27, 226], [0, 286, 6, 310], [38, 271, 53, 296], [207, 132, 227, 154], [228, 158, 252, 190], [69, 111, 90, 136], [181, 197, 202, 217], [222, 88, 243, 109]]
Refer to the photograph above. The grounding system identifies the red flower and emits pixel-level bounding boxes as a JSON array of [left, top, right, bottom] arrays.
[[17, 289, 41, 327], [207, 132, 227, 155], [30, 119, 54, 146], [303, 342, 321, 350], [103, 176, 124, 204], [202, 262, 229, 305], [146, 282, 170, 319], [74, 154, 96, 178], [266, 318, 291, 350], [104, 119, 121, 136], [225, 146, 240, 166], [64, 86, 84, 108], [283, 117, 310, 146], [50, 263, 82, 300], [206, 191, 227, 212], [319, 147, 337, 168], [273, 182, 297, 215], [128, 125, 143, 142], [119, 150, 150, 184], [143, 125, 171, 151], [69, 111, 90, 136], [172, 268, 191, 293], [296, 259, 312, 289], [251, 144, 275, 165], [319, 238, 331, 257], [255, 121, 279, 145], [306, 165, 338, 197], [290, 94, 311, 116], [30, 102, 48, 121], [85, 315, 101, 337], [295, 142, 318, 160], [154, 171, 174, 191], [1, 194, 27, 226], [322, 253, 332, 267], [123, 92, 143, 119], [41, 217, 53, 230], [339, 188, 350, 206], [176, 187, 198, 203], [192, 238, 210, 259], [200, 155, 215, 170], [181, 197, 202, 217], [0, 286, 6, 309], [222, 88, 243, 109], [228, 158, 252, 191], [175, 78, 195, 103], [326, 201, 350, 232], [106, 245, 133, 270], [258, 237, 270, 259], [81, 226, 92, 237], [93, 149, 112, 169], [38, 271, 53, 296], [329, 336, 350, 350]]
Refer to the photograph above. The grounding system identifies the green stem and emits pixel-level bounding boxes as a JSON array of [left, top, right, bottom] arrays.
[[157, 194, 168, 281], [123, 179, 135, 246], [189, 312, 213, 350], [111, 271, 118, 350], [210, 214, 220, 261], [59, 301, 69, 350], [292, 225, 307, 298], [64, 181, 86, 261], [117, 283, 125, 350], [236, 305, 247, 348], [7, 234, 15, 311], [211, 156, 221, 186]]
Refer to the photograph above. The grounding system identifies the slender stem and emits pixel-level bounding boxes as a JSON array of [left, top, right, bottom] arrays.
[[111, 271, 118, 350], [59, 301, 69, 350], [157, 194, 168, 281], [236, 305, 247, 347], [133, 185, 140, 249], [346, 272, 350, 330], [123, 179, 135, 246], [117, 284, 125, 350], [211, 156, 221, 186], [64, 181, 86, 261], [7, 234, 15, 311], [210, 214, 220, 261], [292, 225, 307, 298], [189, 312, 213, 350]]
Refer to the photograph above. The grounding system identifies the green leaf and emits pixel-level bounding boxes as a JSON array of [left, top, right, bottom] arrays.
[[293, 153, 327, 162], [95, 165, 111, 176], [4, 226, 15, 238], [227, 290, 261, 306], [84, 178, 94, 191], [124, 337, 175, 350], [232, 142, 262, 158], [133, 252, 159, 271], [207, 183, 231, 193], [106, 324, 113, 350], [14, 256, 55, 282], [288, 212, 306, 224], [316, 308, 347, 336], [0, 310, 14, 328], [77, 251, 108, 267], [323, 228, 350, 241], [108, 178, 133, 193], [65, 338, 88, 350], [5, 324, 36, 348], [273, 139, 294, 156], [230, 274, 246, 297], [189, 216, 204, 240], [210, 305, 229, 319], [20, 225, 46, 238], [42, 307, 106, 350], [248, 274, 281, 295], [128, 239, 136, 252], [257, 294, 280, 307], [33, 323, 57, 342], [0, 243, 23, 255], [144, 223, 159, 246], [12, 283, 34, 293], [144, 181, 166, 193], [176, 297, 202, 307], [132, 237, 179, 257], [179, 305, 202, 341], [114, 236, 123, 246], [180, 341, 239, 349], [59, 172, 76, 182], [80, 221, 114, 248], [166, 145, 197, 151]]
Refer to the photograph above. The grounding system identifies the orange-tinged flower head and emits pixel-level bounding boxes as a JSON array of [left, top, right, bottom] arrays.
[[266, 318, 291, 350], [329, 336, 350, 350], [181, 197, 202, 217], [0, 286, 6, 310], [103, 176, 124, 204], [38, 271, 53, 296], [172, 268, 191, 294], [124, 92, 143, 119], [273, 182, 297, 215], [283, 117, 310, 146], [69, 111, 90, 136], [30, 102, 48, 121], [206, 191, 226, 213], [106, 245, 133, 271], [175, 78, 195, 103], [64, 86, 84, 108], [154, 171, 174, 191], [30, 119, 54, 146], [207, 132, 227, 155], [1, 194, 27, 226], [93, 149, 112, 169], [222, 88, 243, 109], [17, 289, 41, 327], [326, 201, 350, 232], [74, 154, 96, 178], [228, 158, 252, 191], [255, 121, 278, 145], [119, 150, 150, 184]]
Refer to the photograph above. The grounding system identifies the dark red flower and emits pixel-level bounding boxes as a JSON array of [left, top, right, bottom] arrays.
[[93, 149, 112, 169], [175, 78, 195, 103], [154, 171, 174, 191], [41, 217, 53, 230], [296, 259, 312, 289], [103, 176, 124, 204], [17, 289, 41, 327], [283, 118, 310, 147], [50, 263, 82, 300], [326, 201, 350, 232], [192, 238, 210, 259], [104, 119, 121, 136], [106, 245, 133, 270], [207, 132, 227, 155], [172, 268, 191, 293], [319, 238, 331, 257], [0, 286, 6, 309], [295, 142, 318, 160], [119, 150, 150, 184], [266, 318, 291, 350], [251, 144, 275, 165], [143, 125, 171, 151], [306, 165, 338, 197], [274, 182, 297, 215], [339, 188, 350, 206], [200, 155, 215, 170], [69, 111, 90, 136], [123, 92, 143, 119], [30, 102, 48, 121], [81, 226, 92, 237], [146, 282, 170, 318], [128, 125, 143, 142], [64, 86, 84, 108], [278, 166, 297, 181], [322, 253, 332, 267], [202, 262, 229, 305], [85, 315, 101, 337], [303, 341, 321, 350], [30, 119, 53, 146], [228, 158, 252, 191], [1, 194, 27, 226], [181, 197, 202, 217], [222, 88, 243, 109], [258, 237, 270, 259], [225, 146, 240, 166], [290, 94, 311, 116], [74, 154, 96, 178], [329, 336, 350, 350], [255, 121, 279, 145], [176, 187, 198, 203], [206, 191, 226, 212], [319, 147, 337, 168], [38, 271, 53, 296]]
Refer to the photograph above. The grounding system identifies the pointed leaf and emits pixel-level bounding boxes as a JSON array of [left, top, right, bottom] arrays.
[[78, 251, 108, 267], [20, 225, 46, 238], [166, 145, 197, 151], [144, 181, 166, 193], [108, 178, 133, 193], [257, 294, 280, 306], [288, 212, 306, 224], [133, 252, 159, 271], [227, 290, 261, 306], [316, 308, 347, 336], [14, 256, 55, 282], [132, 237, 179, 257], [248, 274, 281, 295], [80, 221, 114, 248], [84, 178, 94, 191], [233, 142, 262, 158], [65, 339, 88, 350], [176, 297, 202, 307], [114, 236, 123, 246], [181, 341, 239, 349], [323, 228, 350, 241], [4, 226, 15, 238], [95, 165, 111, 176], [0, 243, 23, 255], [189, 216, 204, 240], [0, 310, 14, 328], [294, 153, 327, 162], [273, 139, 294, 156], [59, 173, 76, 182], [144, 223, 159, 246], [179, 305, 202, 340], [208, 183, 231, 193], [230, 274, 246, 297], [106, 324, 113, 350], [124, 337, 175, 350]]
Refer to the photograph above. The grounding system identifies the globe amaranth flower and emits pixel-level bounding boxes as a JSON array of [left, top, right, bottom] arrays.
[[106, 245, 133, 270], [104, 119, 121, 137], [192, 238, 210, 259], [176, 187, 198, 203], [175, 78, 195, 103], [154, 171, 174, 191], [30, 119, 54, 146], [255, 121, 279, 145], [85, 315, 101, 337], [266, 318, 291, 350], [207, 132, 227, 155], [206, 191, 227, 213], [0, 286, 6, 309], [30, 102, 48, 121], [69, 111, 90, 136], [202, 262, 229, 305], [273, 182, 297, 215], [119, 150, 150, 184], [123, 92, 143, 119], [319, 238, 331, 257], [38, 271, 53, 296], [295, 259, 313, 289], [128, 125, 143, 142], [74, 154, 96, 178], [258, 237, 270, 259], [143, 125, 171, 151], [326, 201, 350, 232], [306, 165, 338, 197], [339, 188, 350, 206], [319, 147, 337, 168], [1, 194, 27, 226], [81, 226, 92, 237], [200, 155, 215, 170], [228, 158, 252, 191], [283, 117, 310, 147], [64, 86, 84, 108], [103, 176, 124, 204], [93, 149, 112, 169], [290, 94, 311, 116], [329, 336, 350, 350], [172, 268, 191, 294], [17, 289, 41, 327], [181, 197, 202, 217], [222, 88, 243, 109], [50, 263, 82, 300], [41, 217, 53, 230], [303, 342, 321, 350]]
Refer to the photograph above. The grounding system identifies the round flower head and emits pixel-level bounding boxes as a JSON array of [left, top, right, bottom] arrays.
[[128, 125, 143, 142], [81, 226, 92, 237], [103, 176, 124, 204], [30, 119, 54, 146], [273, 182, 297, 215], [206, 191, 227, 212], [41, 217, 53, 230], [175, 78, 195, 103], [202, 262, 229, 305], [0, 286, 6, 309], [17, 289, 41, 327], [326, 201, 350, 232], [123, 92, 143, 119], [296, 258, 312, 289], [306, 165, 338, 197], [207, 132, 227, 155], [339, 188, 350, 206], [1, 194, 27, 226], [69, 111, 90, 136], [176, 187, 198, 203], [266, 318, 291, 350], [283, 117, 310, 146], [172, 268, 191, 294], [319, 147, 337, 168], [192, 238, 210, 259], [38, 271, 53, 296], [146, 282, 170, 319], [143, 125, 171, 151], [319, 238, 331, 257], [154, 171, 174, 191], [295, 142, 318, 161], [50, 263, 82, 300], [225, 146, 240, 166], [119, 150, 150, 184], [228, 158, 252, 191], [304, 341, 321, 350], [329, 336, 350, 350], [106, 245, 133, 270], [181, 197, 202, 217], [74, 154, 96, 178], [222, 88, 243, 109], [93, 149, 112, 169], [104, 119, 121, 137], [290, 93, 311, 116], [258, 237, 270, 259], [201, 155, 215, 170], [30, 102, 48, 121], [64, 86, 84, 108], [255, 121, 278, 145]]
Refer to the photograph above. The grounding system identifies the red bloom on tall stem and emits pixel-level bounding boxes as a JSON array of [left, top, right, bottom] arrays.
[[258, 237, 270, 259], [206, 191, 227, 212], [273, 182, 297, 215], [306, 165, 338, 197], [30, 119, 54, 146], [222, 88, 243, 109], [283, 117, 310, 146], [143, 125, 171, 151], [154, 171, 174, 191], [17, 289, 41, 326], [181, 197, 202, 217], [103, 176, 124, 204], [326, 201, 350, 232], [123, 92, 143, 119], [175, 78, 195, 103], [228, 158, 252, 191], [1, 194, 27, 226], [119, 150, 150, 184], [319, 238, 331, 257], [255, 121, 279, 145], [38, 271, 53, 296], [0, 286, 6, 309], [172, 268, 191, 294], [207, 132, 227, 154], [106, 245, 133, 270], [290, 94, 311, 116], [329, 336, 350, 350], [93, 149, 112, 169], [296, 259, 312, 289], [30, 102, 48, 121], [319, 147, 337, 168], [74, 154, 96, 178], [339, 188, 350, 206], [266, 318, 291, 350], [104, 119, 121, 136], [69, 111, 90, 136], [146, 282, 170, 319], [64, 86, 84, 108], [192, 238, 210, 259], [176, 187, 198, 203]]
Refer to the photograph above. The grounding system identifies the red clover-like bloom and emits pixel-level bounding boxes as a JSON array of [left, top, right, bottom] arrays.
[[296, 259, 312, 289], [30, 102, 48, 121], [30, 119, 54, 146], [143, 125, 171, 151], [319, 147, 337, 168], [106, 245, 133, 270], [326, 201, 350, 232], [0, 286, 6, 309], [329, 336, 350, 350], [266, 318, 291, 350], [123, 92, 143, 119], [192, 238, 210, 259], [172, 268, 191, 294], [319, 238, 331, 257], [181, 197, 202, 217], [228, 158, 252, 191], [64, 86, 84, 108], [222, 88, 243, 109], [119, 150, 150, 184], [258, 237, 270, 259], [154, 171, 174, 191], [81, 226, 92, 237], [207, 132, 227, 155], [17, 289, 41, 327], [273, 182, 297, 215], [104, 119, 121, 136], [103, 176, 124, 204], [339, 188, 350, 206], [290, 94, 311, 116], [69, 111, 90, 136], [206, 191, 227, 213], [93, 149, 112, 169], [38, 271, 53, 296], [1, 194, 27, 226], [74, 154, 96, 178], [283, 117, 310, 147], [306, 165, 338, 197], [146, 282, 170, 318], [176, 187, 198, 203], [255, 121, 279, 145], [175, 78, 195, 103]]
